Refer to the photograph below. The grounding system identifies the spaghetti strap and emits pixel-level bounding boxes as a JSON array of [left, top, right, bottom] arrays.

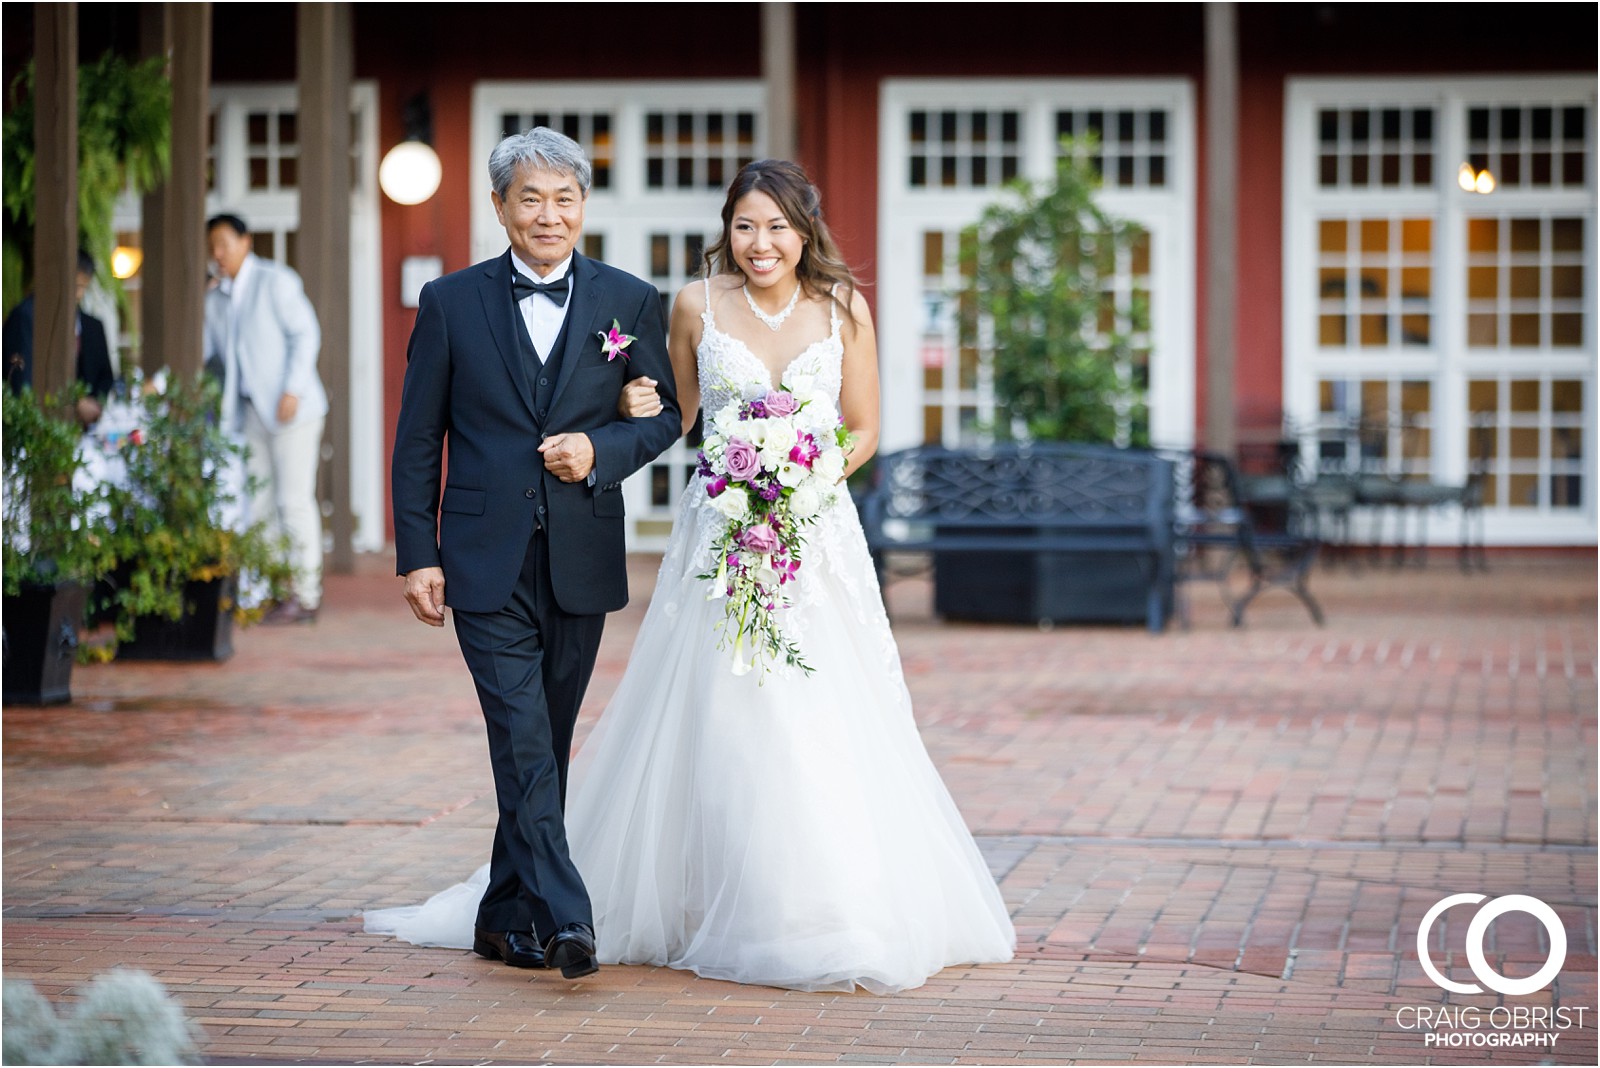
[[702, 276, 716, 330], [829, 284, 842, 338]]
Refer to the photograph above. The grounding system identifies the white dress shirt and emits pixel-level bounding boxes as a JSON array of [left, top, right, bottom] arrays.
[[512, 254, 572, 361], [219, 255, 257, 399]]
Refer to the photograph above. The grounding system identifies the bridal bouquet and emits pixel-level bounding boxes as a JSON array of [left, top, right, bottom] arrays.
[[697, 381, 853, 679]]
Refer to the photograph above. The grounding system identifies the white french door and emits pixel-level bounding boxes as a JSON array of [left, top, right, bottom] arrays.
[[878, 78, 1197, 453]]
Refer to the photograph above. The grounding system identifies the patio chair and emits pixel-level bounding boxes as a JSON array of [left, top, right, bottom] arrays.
[[1170, 450, 1324, 628]]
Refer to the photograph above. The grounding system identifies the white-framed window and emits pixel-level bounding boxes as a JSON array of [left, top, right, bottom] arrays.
[[117, 83, 387, 554], [879, 79, 1197, 454], [1285, 76, 1596, 546], [473, 82, 764, 551]]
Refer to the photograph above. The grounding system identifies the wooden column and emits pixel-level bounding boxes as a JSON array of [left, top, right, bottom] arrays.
[[297, 1, 353, 572], [762, 2, 797, 161], [1204, 1, 1238, 456], [151, 2, 211, 378], [32, 1, 77, 401], [138, 3, 170, 376]]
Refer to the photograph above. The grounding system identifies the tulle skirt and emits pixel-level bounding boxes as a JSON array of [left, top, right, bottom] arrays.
[[366, 489, 1015, 993]]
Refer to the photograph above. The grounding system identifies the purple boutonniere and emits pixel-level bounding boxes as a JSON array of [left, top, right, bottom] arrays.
[[598, 320, 636, 362]]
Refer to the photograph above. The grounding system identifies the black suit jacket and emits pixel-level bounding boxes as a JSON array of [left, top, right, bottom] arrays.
[[391, 250, 681, 616], [3, 295, 116, 399]]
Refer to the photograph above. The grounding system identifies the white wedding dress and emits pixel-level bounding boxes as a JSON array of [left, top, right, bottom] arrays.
[[365, 289, 1016, 993]]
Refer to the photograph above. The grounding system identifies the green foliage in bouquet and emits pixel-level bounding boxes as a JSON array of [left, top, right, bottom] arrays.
[[2, 387, 115, 595], [958, 135, 1150, 446], [97, 374, 291, 642]]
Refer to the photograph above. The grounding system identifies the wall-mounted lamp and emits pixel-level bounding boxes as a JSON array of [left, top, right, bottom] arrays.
[[379, 93, 442, 206], [111, 245, 144, 279], [1458, 161, 1497, 195]]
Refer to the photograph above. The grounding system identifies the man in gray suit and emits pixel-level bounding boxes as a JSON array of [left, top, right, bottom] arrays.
[[204, 213, 328, 624]]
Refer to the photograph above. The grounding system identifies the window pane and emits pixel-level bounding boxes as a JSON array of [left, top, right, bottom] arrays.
[[1467, 266, 1498, 300], [1401, 218, 1432, 252], [1552, 379, 1584, 412], [1552, 217, 1584, 252], [1552, 265, 1584, 298], [1400, 267, 1431, 298], [1551, 313, 1583, 346], [1510, 380, 1540, 411], [1320, 219, 1348, 252], [1509, 266, 1541, 299], [1509, 314, 1541, 346], [1510, 219, 1541, 252], [1510, 427, 1540, 460], [1468, 380, 1498, 412], [1468, 314, 1498, 346], [1466, 218, 1499, 253]]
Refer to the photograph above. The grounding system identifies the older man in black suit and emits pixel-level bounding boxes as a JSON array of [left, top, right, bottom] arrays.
[[391, 127, 679, 980]]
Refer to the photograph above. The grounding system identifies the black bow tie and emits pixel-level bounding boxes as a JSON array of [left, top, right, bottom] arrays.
[[512, 273, 569, 306]]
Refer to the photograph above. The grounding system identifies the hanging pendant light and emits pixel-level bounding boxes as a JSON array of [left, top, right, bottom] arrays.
[[379, 93, 442, 206]]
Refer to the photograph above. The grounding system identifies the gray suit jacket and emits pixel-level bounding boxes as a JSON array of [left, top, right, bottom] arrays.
[[204, 253, 327, 434]]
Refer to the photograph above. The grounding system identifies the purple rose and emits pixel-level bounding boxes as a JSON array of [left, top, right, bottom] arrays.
[[763, 389, 800, 417], [724, 438, 761, 481], [740, 523, 780, 554]]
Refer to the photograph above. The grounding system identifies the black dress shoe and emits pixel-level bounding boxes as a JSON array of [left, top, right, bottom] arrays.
[[472, 927, 545, 968], [543, 922, 599, 979]]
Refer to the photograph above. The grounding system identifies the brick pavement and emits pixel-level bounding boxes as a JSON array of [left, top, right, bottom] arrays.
[[3, 550, 1595, 1066]]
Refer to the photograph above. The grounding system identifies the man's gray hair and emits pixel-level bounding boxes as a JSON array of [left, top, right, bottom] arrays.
[[488, 127, 593, 199]]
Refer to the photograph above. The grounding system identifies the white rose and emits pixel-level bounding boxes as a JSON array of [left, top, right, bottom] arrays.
[[806, 398, 841, 429], [713, 401, 742, 435], [776, 461, 808, 488], [815, 450, 846, 483], [789, 483, 821, 518], [761, 421, 797, 456], [711, 486, 751, 522]]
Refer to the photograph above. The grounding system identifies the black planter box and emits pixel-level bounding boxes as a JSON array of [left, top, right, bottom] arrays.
[[3, 582, 87, 705], [934, 549, 1172, 626], [116, 576, 236, 662]]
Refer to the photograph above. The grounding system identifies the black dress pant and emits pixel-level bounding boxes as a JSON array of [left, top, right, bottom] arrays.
[[451, 529, 603, 940]]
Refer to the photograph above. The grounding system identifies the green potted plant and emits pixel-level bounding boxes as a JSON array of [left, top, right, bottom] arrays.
[[945, 137, 1165, 625], [2, 387, 115, 703], [3, 52, 170, 316], [96, 372, 290, 660]]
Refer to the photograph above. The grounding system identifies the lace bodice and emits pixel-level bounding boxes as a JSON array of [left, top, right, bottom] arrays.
[[696, 279, 844, 414]]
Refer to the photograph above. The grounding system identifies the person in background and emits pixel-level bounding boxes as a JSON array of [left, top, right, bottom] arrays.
[[4, 249, 118, 427], [203, 213, 328, 625]]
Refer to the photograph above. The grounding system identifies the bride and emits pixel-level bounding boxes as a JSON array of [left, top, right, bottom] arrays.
[[367, 160, 1015, 994]]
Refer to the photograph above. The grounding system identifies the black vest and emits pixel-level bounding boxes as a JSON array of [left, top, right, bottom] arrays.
[[516, 307, 571, 432], [516, 307, 571, 533]]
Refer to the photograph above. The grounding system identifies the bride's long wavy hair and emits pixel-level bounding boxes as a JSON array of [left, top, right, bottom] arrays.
[[702, 159, 860, 328]]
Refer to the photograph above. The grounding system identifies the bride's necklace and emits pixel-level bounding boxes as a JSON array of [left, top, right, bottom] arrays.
[[743, 282, 801, 332]]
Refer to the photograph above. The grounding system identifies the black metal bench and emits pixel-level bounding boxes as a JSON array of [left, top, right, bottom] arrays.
[[859, 444, 1177, 632]]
